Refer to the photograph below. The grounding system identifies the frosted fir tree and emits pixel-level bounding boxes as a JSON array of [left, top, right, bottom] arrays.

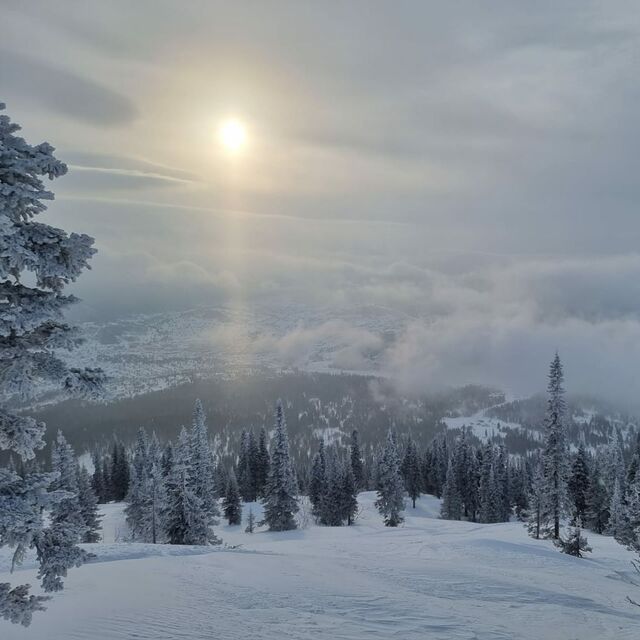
[[255, 426, 271, 498], [110, 437, 130, 501], [586, 458, 610, 534], [401, 437, 421, 508], [350, 429, 364, 490], [541, 353, 569, 539], [555, 519, 592, 558], [604, 429, 626, 499], [567, 443, 590, 524], [526, 462, 547, 539], [163, 428, 219, 545], [91, 452, 107, 503], [49, 431, 88, 544], [339, 458, 359, 525], [245, 507, 256, 533], [441, 460, 463, 521], [607, 478, 633, 544], [375, 429, 405, 527], [223, 468, 242, 525], [318, 445, 344, 526], [0, 103, 105, 625], [76, 466, 101, 543], [125, 429, 166, 543], [125, 428, 150, 539], [237, 430, 256, 502], [189, 399, 219, 523], [262, 401, 299, 531], [309, 439, 327, 520], [626, 475, 640, 551]]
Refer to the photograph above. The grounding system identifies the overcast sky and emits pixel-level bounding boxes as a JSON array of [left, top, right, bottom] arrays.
[[3, 1, 640, 404]]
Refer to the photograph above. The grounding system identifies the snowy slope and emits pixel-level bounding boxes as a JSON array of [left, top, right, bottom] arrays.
[[2, 494, 639, 640]]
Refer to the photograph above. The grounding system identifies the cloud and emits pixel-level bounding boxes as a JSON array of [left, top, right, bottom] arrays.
[[0, 50, 137, 126]]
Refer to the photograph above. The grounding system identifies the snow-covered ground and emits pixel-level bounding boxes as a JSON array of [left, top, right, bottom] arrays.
[[2, 493, 639, 639]]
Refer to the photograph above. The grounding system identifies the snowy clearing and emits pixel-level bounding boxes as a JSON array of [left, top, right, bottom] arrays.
[[2, 493, 639, 640]]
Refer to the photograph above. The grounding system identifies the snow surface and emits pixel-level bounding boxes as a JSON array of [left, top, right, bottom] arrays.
[[2, 493, 639, 639]]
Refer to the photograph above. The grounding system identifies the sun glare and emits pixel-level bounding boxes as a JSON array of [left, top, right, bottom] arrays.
[[218, 118, 248, 153]]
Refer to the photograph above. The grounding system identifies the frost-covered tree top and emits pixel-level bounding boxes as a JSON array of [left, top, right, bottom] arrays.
[[0, 102, 104, 457], [0, 103, 104, 625]]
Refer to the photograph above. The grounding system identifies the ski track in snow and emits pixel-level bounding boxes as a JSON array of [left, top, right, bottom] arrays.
[[1, 496, 639, 640]]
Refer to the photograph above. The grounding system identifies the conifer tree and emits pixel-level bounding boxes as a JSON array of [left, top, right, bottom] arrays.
[[441, 461, 462, 521], [76, 467, 101, 543], [110, 438, 130, 502], [350, 429, 364, 490], [526, 463, 546, 539], [555, 519, 592, 558], [375, 429, 405, 526], [161, 441, 174, 477], [586, 458, 610, 534], [401, 437, 421, 508], [50, 432, 86, 542], [309, 440, 327, 519], [223, 468, 242, 525], [541, 353, 569, 539], [163, 428, 218, 545], [255, 427, 271, 498], [237, 430, 255, 502], [262, 401, 299, 531], [340, 460, 359, 525], [568, 444, 590, 524], [607, 478, 633, 544], [189, 400, 218, 523], [0, 103, 104, 624], [91, 453, 106, 503], [245, 508, 256, 533]]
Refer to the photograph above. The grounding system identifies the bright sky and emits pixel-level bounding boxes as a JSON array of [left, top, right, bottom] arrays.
[[2, 1, 640, 404]]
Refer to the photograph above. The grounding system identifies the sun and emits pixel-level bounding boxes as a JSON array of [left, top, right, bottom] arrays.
[[218, 118, 248, 153]]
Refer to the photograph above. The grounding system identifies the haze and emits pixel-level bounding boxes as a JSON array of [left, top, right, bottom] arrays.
[[2, 1, 640, 405]]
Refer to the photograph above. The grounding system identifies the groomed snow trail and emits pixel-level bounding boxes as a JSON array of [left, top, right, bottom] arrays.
[[1, 495, 639, 639]]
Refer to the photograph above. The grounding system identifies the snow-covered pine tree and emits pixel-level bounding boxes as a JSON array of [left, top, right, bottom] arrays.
[[76, 466, 101, 543], [526, 462, 546, 539], [309, 439, 327, 519], [375, 429, 405, 526], [262, 401, 299, 531], [541, 352, 569, 539], [189, 399, 219, 524], [223, 468, 242, 525], [478, 444, 501, 523], [340, 458, 359, 525], [568, 443, 590, 524], [510, 460, 529, 521], [555, 519, 592, 558], [441, 460, 463, 520], [586, 458, 610, 534], [626, 474, 640, 551], [161, 441, 174, 477], [401, 437, 421, 508], [255, 426, 271, 498], [237, 430, 255, 502], [607, 478, 633, 544], [604, 428, 626, 500], [125, 428, 149, 539], [0, 102, 105, 624], [245, 507, 255, 533], [49, 431, 87, 542], [163, 428, 218, 545], [91, 452, 107, 503], [350, 429, 364, 490], [627, 433, 640, 488], [110, 437, 129, 502], [317, 446, 339, 525]]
